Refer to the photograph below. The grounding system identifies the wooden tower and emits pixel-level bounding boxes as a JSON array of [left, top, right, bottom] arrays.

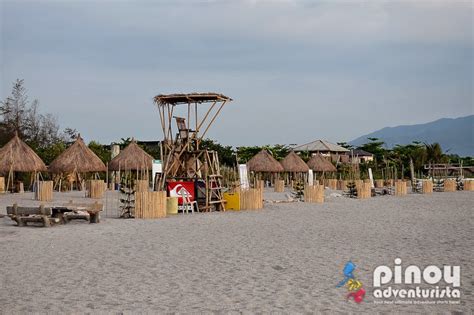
[[153, 93, 232, 211]]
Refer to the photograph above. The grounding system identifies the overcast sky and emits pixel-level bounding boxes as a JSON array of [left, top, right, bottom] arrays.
[[1, 0, 472, 146]]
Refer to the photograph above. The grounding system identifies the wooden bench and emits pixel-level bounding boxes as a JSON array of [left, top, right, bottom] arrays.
[[6, 204, 60, 227], [54, 201, 103, 224]]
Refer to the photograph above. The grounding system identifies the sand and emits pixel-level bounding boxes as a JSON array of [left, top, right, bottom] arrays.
[[0, 189, 472, 313]]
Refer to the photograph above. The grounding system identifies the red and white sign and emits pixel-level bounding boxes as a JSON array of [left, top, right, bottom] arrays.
[[167, 181, 195, 205]]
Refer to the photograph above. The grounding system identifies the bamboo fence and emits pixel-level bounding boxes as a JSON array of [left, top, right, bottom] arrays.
[[240, 188, 263, 210], [274, 180, 285, 192], [0, 177, 4, 193], [356, 182, 371, 199], [464, 180, 474, 191], [444, 179, 456, 192], [422, 181, 433, 194], [337, 180, 348, 191], [135, 191, 167, 219], [86, 180, 106, 198], [35, 181, 53, 201], [395, 180, 407, 196], [374, 180, 384, 188], [255, 180, 264, 190], [135, 180, 149, 192], [304, 185, 324, 203]]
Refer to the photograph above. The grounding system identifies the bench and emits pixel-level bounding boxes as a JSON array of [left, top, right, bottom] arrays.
[[6, 204, 60, 227], [54, 201, 103, 224]]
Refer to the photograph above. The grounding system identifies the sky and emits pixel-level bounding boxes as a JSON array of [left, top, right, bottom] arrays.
[[1, 0, 472, 146]]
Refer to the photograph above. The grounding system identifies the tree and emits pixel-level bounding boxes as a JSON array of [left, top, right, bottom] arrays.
[[88, 141, 111, 163]]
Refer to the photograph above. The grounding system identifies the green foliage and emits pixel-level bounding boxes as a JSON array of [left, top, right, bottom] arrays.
[[236, 144, 290, 164], [88, 141, 111, 163], [36, 142, 66, 165], [200, 139, 235, 166]]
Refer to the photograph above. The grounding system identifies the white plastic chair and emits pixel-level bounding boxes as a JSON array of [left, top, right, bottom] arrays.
[[180, 189, 198, 214]]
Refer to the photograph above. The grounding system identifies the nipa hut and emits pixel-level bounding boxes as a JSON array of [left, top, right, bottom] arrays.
[[49, 135, 106, 190], [280, 151, 309, 184], [0, 132, 47, 191], [247, 150, 284, 187], [307, 154, 337, 179], [108, 141, 153, 189]]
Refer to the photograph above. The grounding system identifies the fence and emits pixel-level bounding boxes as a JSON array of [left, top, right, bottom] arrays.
[[356, 182, 371, 199], [135, 191, 167, 219], [444, 179, 456, 192], [304, 185, 324, 203], [135, 180, 149, 192], [240, 188, 263, 210], [464, 180, 474, 191], [422, 181, 433, 194], [395, 180, 407, 196], [0, 177, 4, 193], [86, 180, 106, 198], [35, 181, 53, 201], [274, 180, 285, 193]]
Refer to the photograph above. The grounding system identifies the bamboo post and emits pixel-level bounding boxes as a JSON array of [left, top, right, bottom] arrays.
[[86, 180, 106, 198]]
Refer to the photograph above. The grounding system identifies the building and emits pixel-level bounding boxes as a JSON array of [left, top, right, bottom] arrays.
[[292, 139, 350, 163], [351, 149, 374, 163]]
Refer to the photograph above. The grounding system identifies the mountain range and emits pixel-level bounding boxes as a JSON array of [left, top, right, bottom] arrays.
[[350, 115, 474, 157]]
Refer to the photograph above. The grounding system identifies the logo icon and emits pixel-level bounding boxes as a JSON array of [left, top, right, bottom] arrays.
[[337, 261, 366, 303]]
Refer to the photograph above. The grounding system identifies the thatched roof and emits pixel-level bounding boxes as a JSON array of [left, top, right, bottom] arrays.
[[49, 135, 106, 173], [0, 133, 47, 173], [307, 154, 337, 172], [108, 141, 153, 171], [280, 151, 309, 173], [247, 150, 284, 173], [154, 93, 232, 105]]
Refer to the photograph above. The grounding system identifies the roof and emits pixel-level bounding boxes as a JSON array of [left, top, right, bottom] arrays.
[[49, 135, 106, 173], [0, 133, 47, 173], [292, 140, 349, 153], [154, 93, 232, 106], [307, 154, 337, 172], [247, 150, 284, 173], [109, 141, 153, 171], [352, 149, 373, 156], [280, 151, 309, 173]]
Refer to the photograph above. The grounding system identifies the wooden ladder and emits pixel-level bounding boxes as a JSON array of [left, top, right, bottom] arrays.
[[206, 151, 226, 211]]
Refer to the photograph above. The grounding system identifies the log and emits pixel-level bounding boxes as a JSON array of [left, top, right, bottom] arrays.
[[7, 205, 53, 216]]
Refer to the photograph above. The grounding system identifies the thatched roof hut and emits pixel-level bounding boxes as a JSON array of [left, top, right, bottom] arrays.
[[49, 135, 106, 173], [247, 150, 284, 173], [108, 141, 153, 171], [280, 151, 309, 173], [307, 154, 337, 172], [0, 133, 47, 174]]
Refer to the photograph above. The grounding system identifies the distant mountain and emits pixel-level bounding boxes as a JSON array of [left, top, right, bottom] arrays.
[[350, 115, 474, 157]]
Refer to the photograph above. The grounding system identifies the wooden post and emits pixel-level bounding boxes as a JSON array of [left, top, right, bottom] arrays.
[[0, 177, 4, 193]]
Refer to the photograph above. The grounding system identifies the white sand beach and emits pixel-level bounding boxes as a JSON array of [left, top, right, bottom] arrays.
[[0, 189, 472, 313]]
